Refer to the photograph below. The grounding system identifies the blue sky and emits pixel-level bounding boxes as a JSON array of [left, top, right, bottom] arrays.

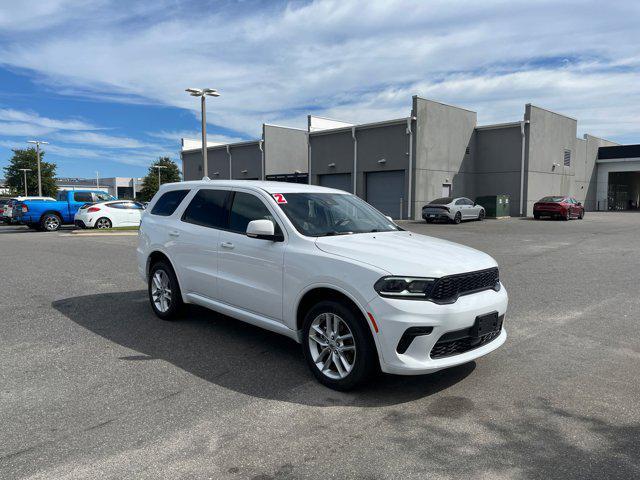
[[0, 0, 639, 178]]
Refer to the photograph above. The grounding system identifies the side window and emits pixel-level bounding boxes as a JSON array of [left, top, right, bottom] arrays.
[[130, 202, 145, 210], [150, 190, 190, 216], [229, 192, 281, 234], [108, 202, 127, 209], [182, 189, 229, 229], [455, 199, 465, 205], [74, 192, 93, 203], [465, 198, 474, 205]]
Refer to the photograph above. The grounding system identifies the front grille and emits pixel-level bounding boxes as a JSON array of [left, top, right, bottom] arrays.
[[430, 267, 499, 304], [430, 328, 502, 359]]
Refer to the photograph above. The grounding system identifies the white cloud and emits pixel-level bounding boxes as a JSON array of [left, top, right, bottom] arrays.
[[0, 0, 638, 142], [0, 108, 98, 131]]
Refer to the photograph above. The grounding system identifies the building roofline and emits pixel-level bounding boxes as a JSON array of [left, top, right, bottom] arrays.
[[182, 139, 260, 153], [475, 121, 523, 131], [526, 103, 578, 122], [263, 123, 307, 132], [309, 117, 410, 137], [413, 95, 477, 114]]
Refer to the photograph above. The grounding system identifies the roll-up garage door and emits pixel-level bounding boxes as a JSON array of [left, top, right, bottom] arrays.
[[318, 173, 352, 192], [366, 170, 405, 218]]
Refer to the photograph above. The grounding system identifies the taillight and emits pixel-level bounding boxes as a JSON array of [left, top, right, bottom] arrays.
[[87, 207, 101, 213], [21, 204, 28, 213]]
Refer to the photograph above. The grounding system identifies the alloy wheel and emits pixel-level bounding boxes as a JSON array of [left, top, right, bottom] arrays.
[[96, 218, 111, 229], [308, 312, 356, 380], [44, 216, 60, 231], [151, 269, 172, 313]]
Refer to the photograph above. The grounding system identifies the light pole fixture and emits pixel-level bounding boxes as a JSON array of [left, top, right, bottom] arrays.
[[19, 168, 31, 196], [185, 87, 220, 179], [154, 165, 167, 188], [27, 140, 49, 196]]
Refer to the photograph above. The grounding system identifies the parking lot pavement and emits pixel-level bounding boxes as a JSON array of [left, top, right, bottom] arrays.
[[1, 213, 639, 479]]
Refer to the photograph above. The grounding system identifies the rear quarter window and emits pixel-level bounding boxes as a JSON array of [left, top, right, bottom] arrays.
[[150, 190, 190, 216]]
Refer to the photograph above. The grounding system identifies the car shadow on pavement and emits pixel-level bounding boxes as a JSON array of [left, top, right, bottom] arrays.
[[52, 290, 475, 407]]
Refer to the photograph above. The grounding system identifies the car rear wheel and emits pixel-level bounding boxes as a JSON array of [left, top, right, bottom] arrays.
[[40, 214, 61, 232], [95, 217, 112, 229], [148, 261, 184, 320], [478, 209, 485, 221], [579, 210, 584, 219], [564, 210, 570, 221], [534, 213, 541, 220], [453, 212, 462, 224], [302, 300, 377, 390]]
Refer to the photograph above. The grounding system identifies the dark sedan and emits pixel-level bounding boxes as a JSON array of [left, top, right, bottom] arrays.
[[533, 196, 584, 220]]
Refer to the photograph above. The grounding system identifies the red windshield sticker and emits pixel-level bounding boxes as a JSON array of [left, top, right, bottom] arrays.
[[273, 193, 287, 204]]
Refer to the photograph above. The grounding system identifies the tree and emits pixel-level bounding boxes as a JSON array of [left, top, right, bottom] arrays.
[[3, 148, 58, 198], [139, 156, 182, 201]]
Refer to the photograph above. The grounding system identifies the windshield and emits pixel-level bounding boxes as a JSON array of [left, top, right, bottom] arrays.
[[275, 192, 400, 237], [540, 196, 565, 202], [429, 197, 453, 205], [95, 193, 116, 201]]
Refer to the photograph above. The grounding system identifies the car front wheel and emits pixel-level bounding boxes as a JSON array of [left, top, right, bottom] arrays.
[[302, 300, 377, 390]]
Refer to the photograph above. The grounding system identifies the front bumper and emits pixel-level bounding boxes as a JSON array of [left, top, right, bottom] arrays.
[[367, 285, 508, 375]]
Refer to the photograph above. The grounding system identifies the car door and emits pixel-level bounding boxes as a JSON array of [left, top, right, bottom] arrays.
[[217, 190, 286, 321], [171, 188, 231, 301], [455, 198, 469, 218], [105, 202, 128, 226]]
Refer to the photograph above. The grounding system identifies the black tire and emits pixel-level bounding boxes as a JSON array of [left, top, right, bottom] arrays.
[[578, 210, 584, 220], [95, 217, 112, 229], [302, 300, 377, 391], [425, 218, 433, 224], [478, 209, 485, 221], [453, 212, 462, 224], [534, 213, 540, 220], [40, 213, 61, 232], [563, 210, 570, 221], [148, 260, 184, 321]]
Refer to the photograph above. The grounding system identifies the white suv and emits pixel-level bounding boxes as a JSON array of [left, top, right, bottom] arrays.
[[137, 180, 508, 390]]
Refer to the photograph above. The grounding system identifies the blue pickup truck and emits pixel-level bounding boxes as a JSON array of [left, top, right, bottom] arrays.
[[15, 190, 115, 231]]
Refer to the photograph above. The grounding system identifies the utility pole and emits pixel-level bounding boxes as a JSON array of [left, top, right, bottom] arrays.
[[185, 87, 220, 178], [27, 140, 49, 196], [154, 165, 167, 190], [96, 171, 100, 188], [19, 168, 31, 196]]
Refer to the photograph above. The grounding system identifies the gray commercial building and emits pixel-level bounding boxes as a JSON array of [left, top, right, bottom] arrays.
[[56, 177, 143, 199], [181, 124, 308, 183], [181, 95, 633, 219]]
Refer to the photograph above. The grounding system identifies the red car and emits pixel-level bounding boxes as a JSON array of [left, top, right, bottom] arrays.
[[533, 196, 584, 220]]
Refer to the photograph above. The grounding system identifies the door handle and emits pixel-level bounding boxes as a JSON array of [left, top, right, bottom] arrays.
[[221, 241, 234, 249], [169, 230, 180, 237]]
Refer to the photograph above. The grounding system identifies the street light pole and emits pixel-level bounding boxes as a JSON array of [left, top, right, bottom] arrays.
[[154, 165, 167, 190], [27, 140, 49, 196], [185, 87, 220, 178], [19, 168, 31, 196]]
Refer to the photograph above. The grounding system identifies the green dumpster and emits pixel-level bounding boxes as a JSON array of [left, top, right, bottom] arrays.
[[475, 195, 511, 218]]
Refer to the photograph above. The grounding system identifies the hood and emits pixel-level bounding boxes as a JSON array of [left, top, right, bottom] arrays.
[[315, 231, 497, 277]]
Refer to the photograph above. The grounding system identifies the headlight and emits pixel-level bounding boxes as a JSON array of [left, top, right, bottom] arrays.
[[374, 276, 436, 299]]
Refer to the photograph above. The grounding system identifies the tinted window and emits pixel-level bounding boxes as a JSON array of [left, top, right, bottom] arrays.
[[108, 202, 128, 209], [430, 197, 453, 205], [455, 199, 464, 205], [130, 202, 145, 210], [181, 189, 229, 228], [74, 192, 93, 203], [151, 190, 190, 216], [229, 192, 280, 234]]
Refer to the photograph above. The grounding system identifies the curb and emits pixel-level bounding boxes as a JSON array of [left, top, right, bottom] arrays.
[[66, 230, 139, 237]]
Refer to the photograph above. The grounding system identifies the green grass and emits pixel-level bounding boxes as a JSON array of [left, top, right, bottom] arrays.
[[79, 226, 139, 232]]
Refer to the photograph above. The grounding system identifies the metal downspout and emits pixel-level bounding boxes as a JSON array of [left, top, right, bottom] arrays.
[[519, 120, 529, 216], [406, 117, 413, 220], [351, 126, 357, 195], [226, 145, 232, 180], [307, 133, 312, 184], [258, 140, 265, 180]]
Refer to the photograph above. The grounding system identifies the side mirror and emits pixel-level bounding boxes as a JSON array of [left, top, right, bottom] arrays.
[[576, 202, 582, 206], [246, 219, 283, 241]]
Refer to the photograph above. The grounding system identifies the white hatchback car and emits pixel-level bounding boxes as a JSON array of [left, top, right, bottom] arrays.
[[137, 180, 507, 390], [74, 200, 145, 229]]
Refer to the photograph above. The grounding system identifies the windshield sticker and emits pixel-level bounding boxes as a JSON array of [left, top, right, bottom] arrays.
[[272, 193, 287, 204]]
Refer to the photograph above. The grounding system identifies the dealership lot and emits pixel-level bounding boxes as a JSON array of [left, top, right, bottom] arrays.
[[1, 213, 639, 479]]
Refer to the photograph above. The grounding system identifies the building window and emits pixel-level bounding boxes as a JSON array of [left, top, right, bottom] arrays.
[[563, 149, 571, 167]]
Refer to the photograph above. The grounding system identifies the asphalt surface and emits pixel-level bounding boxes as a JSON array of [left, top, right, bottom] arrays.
[[1, 213, 639, 479]]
